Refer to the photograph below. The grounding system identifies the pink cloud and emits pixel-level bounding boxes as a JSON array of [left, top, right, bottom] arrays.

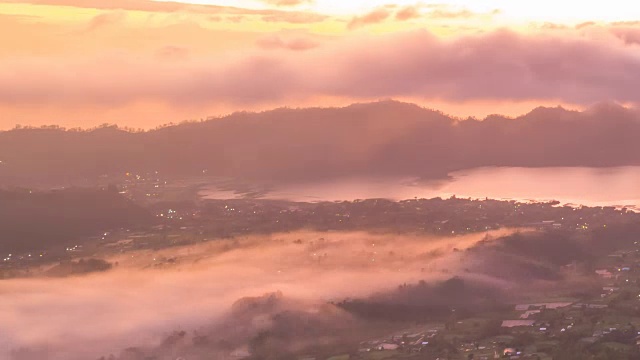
[[256, 35, 320, 51], [2, 29, 640, 116], [227, 15, 246, 23], [84, 11, 127, 32], [609, 26, 640, 45], [575, 21, 597, 29], [155, 45, 190, 61], [262, 12, 328, 23], [395, 6, 421, 21], [1, 0, 322, 19], [428, 8, 474, 19], [2, 0, 239, 13], [261, 0, 314, 6], [539, 22, 570, 31], [347, 8, 391, 29], [315, 30, 640, 104]]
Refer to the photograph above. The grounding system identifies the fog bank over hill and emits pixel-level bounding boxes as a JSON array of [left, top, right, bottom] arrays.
[[0, 188, 153, 254], [5, 222, 630, 360], [2, 228, 579, 360], [1, 101, 639, 186]]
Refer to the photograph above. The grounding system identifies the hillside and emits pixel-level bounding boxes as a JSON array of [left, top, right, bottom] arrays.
[[0, 101, 639, 186]]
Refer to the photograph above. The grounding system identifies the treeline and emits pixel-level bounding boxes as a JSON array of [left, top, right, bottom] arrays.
[[337, 277, 507, 323]]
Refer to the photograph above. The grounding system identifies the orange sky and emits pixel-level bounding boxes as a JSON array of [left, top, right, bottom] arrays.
[[1, 0, 640, 128]]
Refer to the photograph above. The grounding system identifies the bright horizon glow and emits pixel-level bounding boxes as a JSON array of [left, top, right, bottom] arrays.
[[2, 0, 640, 128], [171, 0, 640, 23]]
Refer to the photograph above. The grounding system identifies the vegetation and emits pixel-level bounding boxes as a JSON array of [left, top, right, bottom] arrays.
[[0, 187, 153, 253]]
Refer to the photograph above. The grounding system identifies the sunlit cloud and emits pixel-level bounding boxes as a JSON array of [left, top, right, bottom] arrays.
[[0, 229, 516, 360], [3, 0, 640, 128], [347, 8, 391, 30], [395, 5, 420, 21], [261, 0, 314, 6], [256, 34, 321, 51]]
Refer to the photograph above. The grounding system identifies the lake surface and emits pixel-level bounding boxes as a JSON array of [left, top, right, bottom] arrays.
[[200, 166, 640, 210]]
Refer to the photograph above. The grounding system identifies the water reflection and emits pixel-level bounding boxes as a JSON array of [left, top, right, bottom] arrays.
[[201, 166, 640, 210]]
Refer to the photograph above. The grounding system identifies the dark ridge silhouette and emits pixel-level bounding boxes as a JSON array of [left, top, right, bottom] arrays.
[[0, 188, 154, 253], [1, 100, 639, 186], [337, 277, 506, 323]]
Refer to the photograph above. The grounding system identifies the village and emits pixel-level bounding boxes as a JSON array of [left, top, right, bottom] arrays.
[[2, 191, 640, 360], [313, 243, 640, 360], [2, 195, 637, 279]]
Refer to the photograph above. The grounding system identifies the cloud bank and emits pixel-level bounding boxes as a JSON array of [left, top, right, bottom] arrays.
[[0, 230, 515, 360], [3, 29, 640, 109], [4, 6, 640, 128]]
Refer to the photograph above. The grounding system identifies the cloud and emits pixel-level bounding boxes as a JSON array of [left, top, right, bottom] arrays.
[[1, 0, 235, 14], [261, 0, 314, 6], [227, 15, 246, 23], [428, 8, 475, 19], [427, 6, 500, 20], [0, 13, 42, 21], [347, 8, 391, 29], [0, 14, 73, 57], [85, 11, 127, 32], [0, 0, 320, 18], [611, 21, 640, 27], [262, 12, 328, 24], [394, 4, 498, 23], [539, 22, 570, 31], [607, 23, 640, 45], [0, 230, 514, 360], [155, 45, 190, 61], [3, 29, 640, 120], [610, 28, 640, 45], [312, 30, 640, 104], [576, 21, 597, 29], [256, 35, 320, 51], [573, 21, 640, 45], [395, 6, 421, 21], [0, 15, 262, 57]]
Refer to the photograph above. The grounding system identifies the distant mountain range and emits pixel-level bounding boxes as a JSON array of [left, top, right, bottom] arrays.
[[0, 100, 639, 186]]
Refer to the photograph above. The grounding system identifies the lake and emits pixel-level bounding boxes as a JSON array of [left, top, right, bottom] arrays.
[[200, 166, 640, 210]]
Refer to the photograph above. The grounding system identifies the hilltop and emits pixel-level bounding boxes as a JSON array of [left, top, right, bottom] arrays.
[[0, 101, 639, 186]]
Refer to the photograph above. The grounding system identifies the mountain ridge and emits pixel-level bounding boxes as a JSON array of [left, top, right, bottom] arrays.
[[0, 100, 639, 186]]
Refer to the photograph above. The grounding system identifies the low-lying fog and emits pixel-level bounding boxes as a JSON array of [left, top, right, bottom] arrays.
[[1, 229, 521, 360]]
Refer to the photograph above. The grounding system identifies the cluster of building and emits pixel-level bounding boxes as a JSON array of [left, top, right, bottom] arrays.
[[358, 327, 441, 354]]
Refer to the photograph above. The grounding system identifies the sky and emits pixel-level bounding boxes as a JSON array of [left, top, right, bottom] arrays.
[[2, 0, 640, 128]]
